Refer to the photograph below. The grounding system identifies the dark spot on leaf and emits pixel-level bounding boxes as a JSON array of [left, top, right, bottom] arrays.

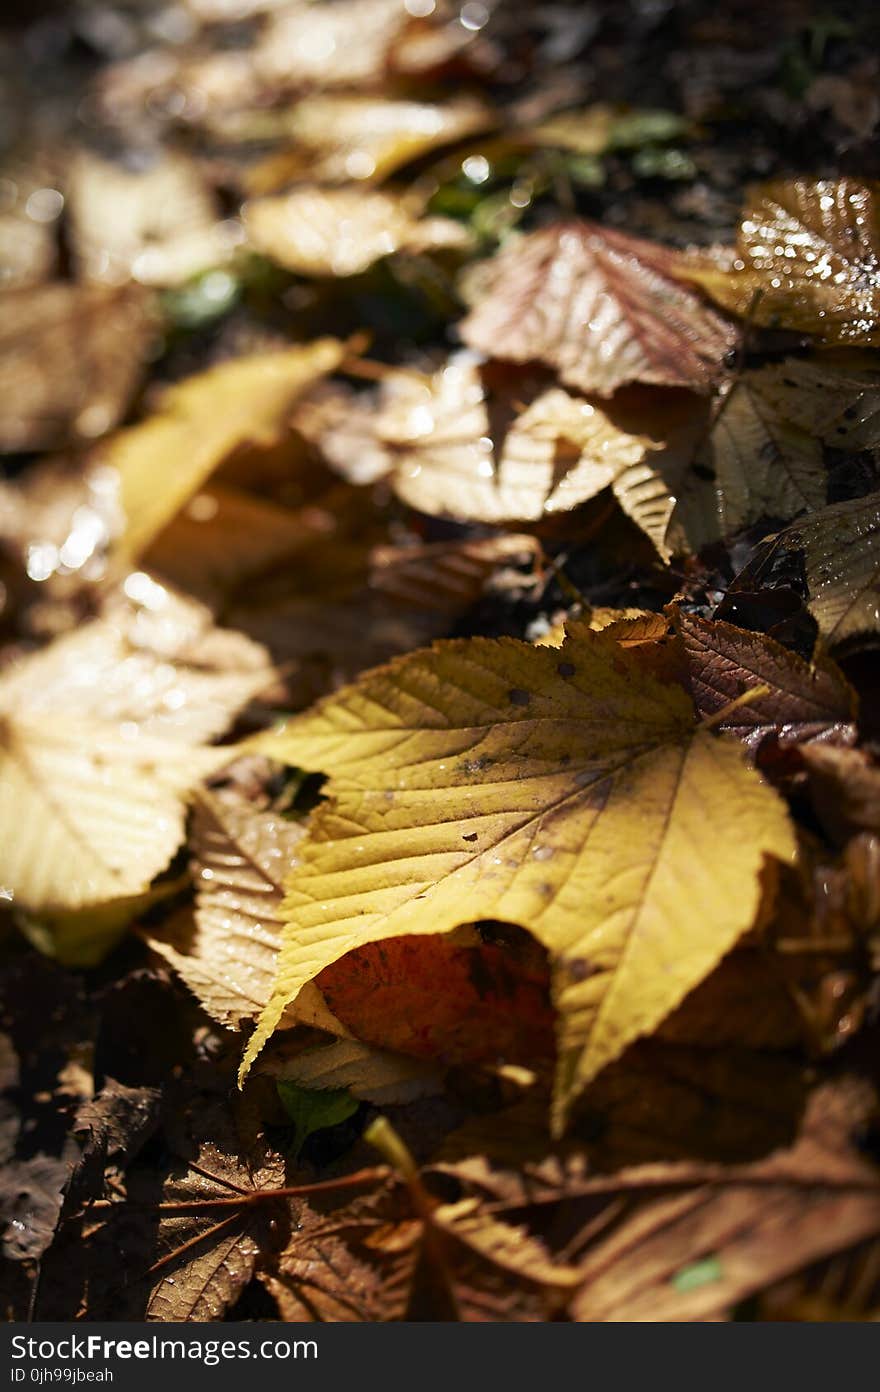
[[567, 957, 597, 982], [557, 662, 576, 678], [508, 688, 530, 706], [462, 832, 478, 842]]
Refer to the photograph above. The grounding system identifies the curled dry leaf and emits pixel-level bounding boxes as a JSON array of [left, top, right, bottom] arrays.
[[93, 340, 345, 565], [0, 283, 154, 452], [245, 627, 795, 1129], [676, 610, 858, 755], [146, 790, 339, 1034], [67, 149, 243, 288], [387, 369, 655, 524], [244, 187, 470, 278], [680, 178, 880, 344], [304, 357, 661, 531], [459, 221, 738, 396], [741, 492, 880, 648], [0, 585, 273, 914]]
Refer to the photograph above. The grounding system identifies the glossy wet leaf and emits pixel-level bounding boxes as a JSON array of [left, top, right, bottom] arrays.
[[749, 354, 880, 451], [245, 627, 795, 1128], [459, 221, 738, 396], [680, 178, 880, 344]]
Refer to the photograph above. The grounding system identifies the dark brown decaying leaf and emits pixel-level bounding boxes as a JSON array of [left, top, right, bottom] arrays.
[[801, 744, 880, 846], [676, 610, 858, 755], [0, 283, 154, 452], [459, 221, 738, 396], [143, 1142, 288, 1322]]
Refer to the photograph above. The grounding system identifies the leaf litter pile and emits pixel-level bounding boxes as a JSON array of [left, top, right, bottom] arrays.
[[4, 0, 880, 1324]]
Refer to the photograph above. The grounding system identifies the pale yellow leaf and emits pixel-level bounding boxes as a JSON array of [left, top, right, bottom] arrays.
[[67, 150, 243, 288], [0, 585, 273, 914], [268, 1038, 443, 1105], [266, 95, 491, 185], [323, 357, 656, 527], [244, 629, 795, 1129], [244, 187, 470, 278]]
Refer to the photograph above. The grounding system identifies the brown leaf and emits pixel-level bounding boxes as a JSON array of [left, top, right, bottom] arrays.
[[0, 283, 154, 452], [229, 531, 542, 708], [802, 745, 880, 846], [459, 221, 738, 396], [571, 1081, 880, 1319], [146, 790, 339, 1033], [317, 932, 555, 1068], [263, 1154, 580, 1322], [676, 611, 858, 756], [680, 178, 880, 344]]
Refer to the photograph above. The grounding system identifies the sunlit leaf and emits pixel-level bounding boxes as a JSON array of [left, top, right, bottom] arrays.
[[146, 790, 340, 1033], [679, 178, 880, 343], [68, 150, 243, 288], [244, 187, 470, 278], [0, 586, 273, 914], [459, 221, 738, 395], [245, 627, 795, 1128]]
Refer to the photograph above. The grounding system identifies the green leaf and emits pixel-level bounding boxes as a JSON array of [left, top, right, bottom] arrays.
[[276, 1079, 359, 1160]]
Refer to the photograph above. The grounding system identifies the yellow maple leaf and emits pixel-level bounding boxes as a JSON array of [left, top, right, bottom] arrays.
[[244, 628, 795, 1129]]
